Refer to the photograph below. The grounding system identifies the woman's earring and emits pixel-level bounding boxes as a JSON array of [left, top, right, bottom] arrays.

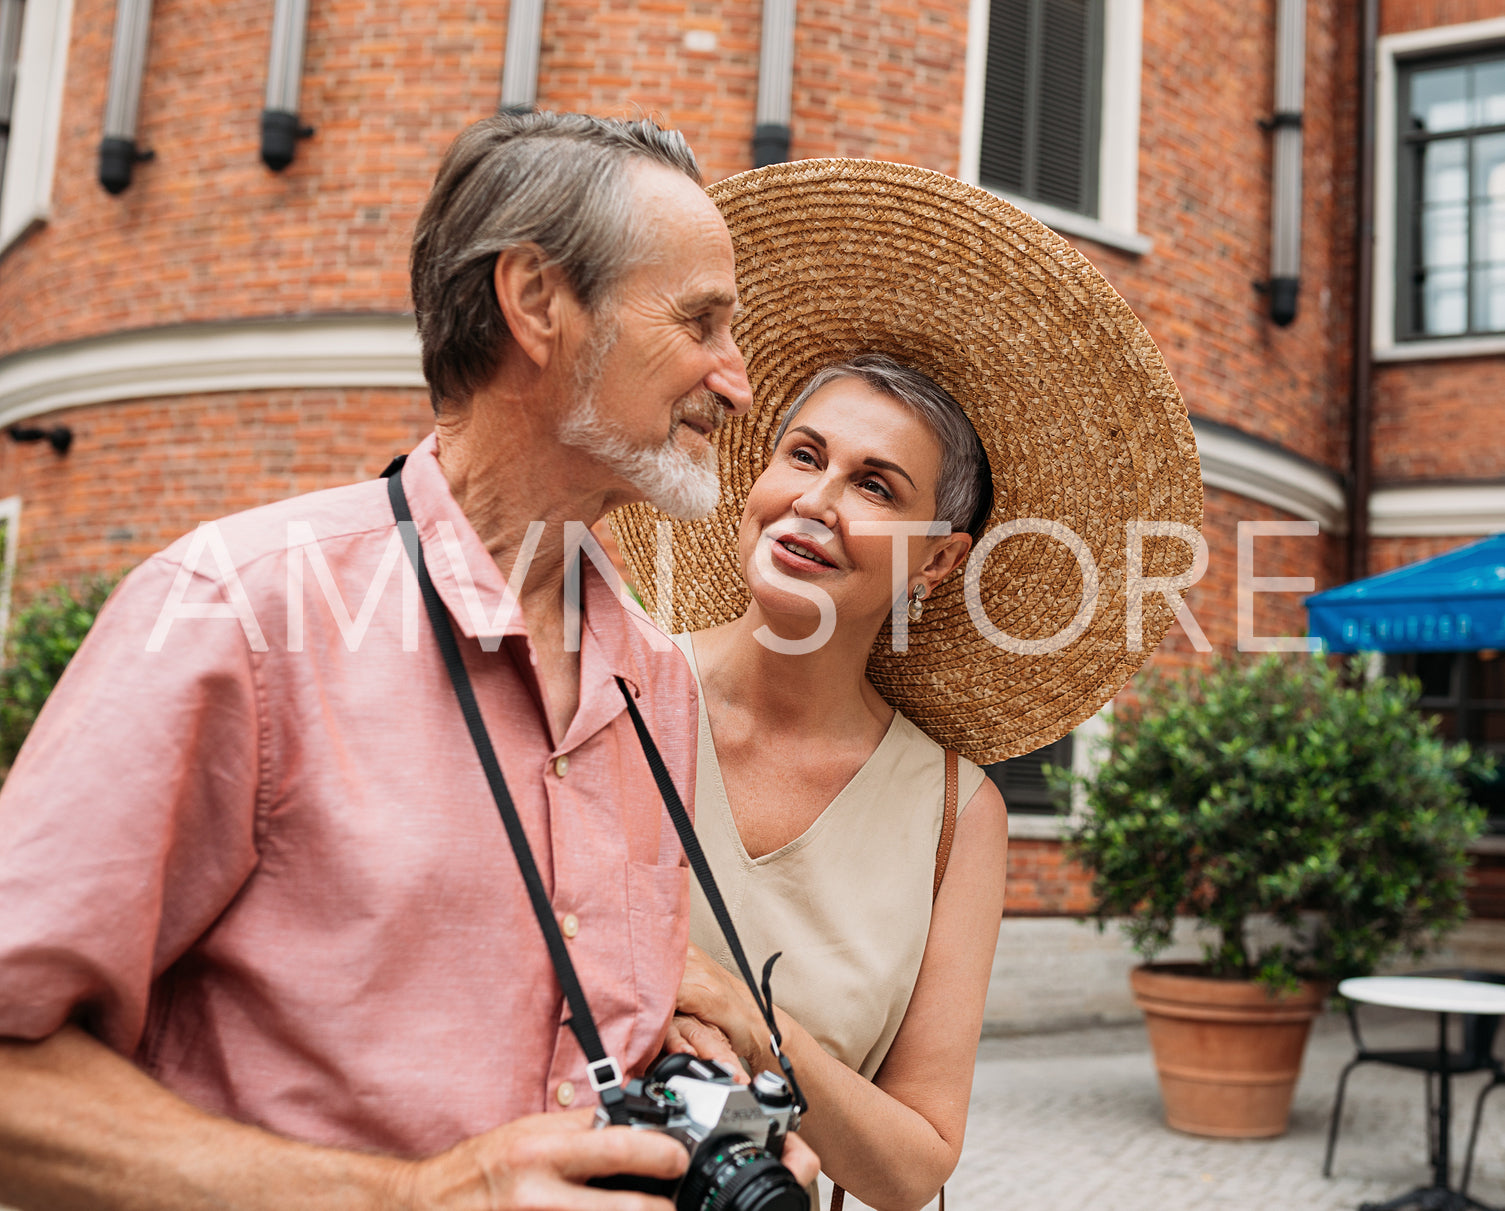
[[908, 583, 926, 622]]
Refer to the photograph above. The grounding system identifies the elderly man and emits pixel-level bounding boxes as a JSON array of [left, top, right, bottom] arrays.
[[0, 112, 815, 1209]]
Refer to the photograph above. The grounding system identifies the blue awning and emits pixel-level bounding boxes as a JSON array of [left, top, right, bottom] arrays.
[[1306, 533, 1505, 653]]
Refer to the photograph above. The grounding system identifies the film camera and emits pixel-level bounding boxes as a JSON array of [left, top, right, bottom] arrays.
[[590, 1053, 808, 1211]]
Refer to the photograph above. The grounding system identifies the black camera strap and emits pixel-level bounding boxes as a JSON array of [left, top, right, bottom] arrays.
[[384, 462, 805, 1120]]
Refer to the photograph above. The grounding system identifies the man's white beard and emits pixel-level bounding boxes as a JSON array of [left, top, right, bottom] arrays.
[[558, 329, 722, 520]]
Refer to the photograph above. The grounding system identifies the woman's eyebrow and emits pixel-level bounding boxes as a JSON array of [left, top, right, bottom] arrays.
[[791, 425, 916, 489], [863, 457, 915, 489]]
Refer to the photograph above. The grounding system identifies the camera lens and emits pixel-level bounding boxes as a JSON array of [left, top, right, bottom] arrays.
[[678, 1137, 808, 1211]]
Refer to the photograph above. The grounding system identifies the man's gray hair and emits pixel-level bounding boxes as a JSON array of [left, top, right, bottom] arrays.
[[410, 110, 702, 412], [773, 354, 995, 541]]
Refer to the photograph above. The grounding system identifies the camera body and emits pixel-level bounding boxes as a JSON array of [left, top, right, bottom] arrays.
[[590, 1054, 807, 1211]]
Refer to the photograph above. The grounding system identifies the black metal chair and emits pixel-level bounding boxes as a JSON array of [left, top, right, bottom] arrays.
[[1323, 969, 1505, 1181], [1462, 1010, 1505, 1199]]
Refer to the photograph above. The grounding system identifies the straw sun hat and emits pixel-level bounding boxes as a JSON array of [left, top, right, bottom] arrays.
[[611, 159, 1202, 765]]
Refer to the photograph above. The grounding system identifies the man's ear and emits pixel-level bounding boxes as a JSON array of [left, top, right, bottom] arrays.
[[493, 244, 573, 372]]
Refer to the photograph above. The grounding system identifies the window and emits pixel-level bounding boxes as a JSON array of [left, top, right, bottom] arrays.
[[961, 0, 1148, 255], [1388, 650, 1505, 830], [1397, 48, 1505, 340], [0, 497, 18, 653], [0, 0, 72, 255], [985, 732, 1075, 815], [1374, 18, 1505, 360], [978, 0, 1103, 217], [0, 0, 22, 199]]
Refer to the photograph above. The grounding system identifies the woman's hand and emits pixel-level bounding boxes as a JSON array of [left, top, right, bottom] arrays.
[[672, 944, 771, 1073], [661, 1014, 749, 1083]]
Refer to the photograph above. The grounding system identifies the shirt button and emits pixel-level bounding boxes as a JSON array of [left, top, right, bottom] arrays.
[[554, 755, 570, 778], [556, 1081, 575, 1107], [561, 913, 579, 939]]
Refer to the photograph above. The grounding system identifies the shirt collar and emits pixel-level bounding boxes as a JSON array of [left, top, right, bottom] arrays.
[[400, 434, 654, 699]]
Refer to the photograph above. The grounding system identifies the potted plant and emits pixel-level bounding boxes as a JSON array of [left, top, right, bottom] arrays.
[[1063, 653, 1490, 1138]]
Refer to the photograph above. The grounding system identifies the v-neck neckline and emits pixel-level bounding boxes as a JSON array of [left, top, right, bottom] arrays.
[[678, 632, 905, 867]]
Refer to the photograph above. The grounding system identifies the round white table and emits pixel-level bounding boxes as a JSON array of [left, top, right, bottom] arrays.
[[1338, 976, 1505, 1211]]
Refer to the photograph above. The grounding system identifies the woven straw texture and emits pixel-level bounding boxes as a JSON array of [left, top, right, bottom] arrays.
[[611, 159, 1202, 764]]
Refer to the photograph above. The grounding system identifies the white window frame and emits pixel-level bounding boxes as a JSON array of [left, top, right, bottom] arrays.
[[960, 0, 1150, 256], [0, 495, 19, 657], [0, 0, 73, 256], [1374, 16, 1505, 362]]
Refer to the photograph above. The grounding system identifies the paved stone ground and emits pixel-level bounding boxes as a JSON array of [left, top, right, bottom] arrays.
[[942, 1008, 1505, 1211]]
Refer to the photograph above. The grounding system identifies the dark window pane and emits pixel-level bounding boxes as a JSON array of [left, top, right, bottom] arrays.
[[1034, 0, 1091, 211], [1414, 651, 1459, 700], [979, 0, 1030, 193], [980, 0, 1101, 217], [1412, 64, 1470, 132], [1472, 651, 1505, 702], [985, 733, 1074, 815], [1430, 708, 1461, 740], [1478, 712, 1505, 744]]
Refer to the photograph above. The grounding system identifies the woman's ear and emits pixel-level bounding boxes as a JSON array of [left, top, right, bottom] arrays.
[[493, 244, 573, 372], [922, 531, 973, 588]]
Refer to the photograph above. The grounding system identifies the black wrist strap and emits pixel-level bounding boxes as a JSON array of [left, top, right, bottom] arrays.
[[384, 461, 804, 1118], [385, 463, 629, 1122]]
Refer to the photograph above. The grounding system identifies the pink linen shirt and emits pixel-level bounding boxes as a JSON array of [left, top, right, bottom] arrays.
[[0, 435, 697, 1158]]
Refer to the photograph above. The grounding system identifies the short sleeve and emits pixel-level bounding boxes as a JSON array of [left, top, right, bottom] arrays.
[[0, 555, 263, 1053]]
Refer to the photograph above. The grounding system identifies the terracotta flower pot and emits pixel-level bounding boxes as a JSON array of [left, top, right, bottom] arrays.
[[1130, 962, 1328, 1138]]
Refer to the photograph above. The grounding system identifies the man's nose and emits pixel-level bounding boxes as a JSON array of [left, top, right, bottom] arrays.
[[707, 343, 753, 417]]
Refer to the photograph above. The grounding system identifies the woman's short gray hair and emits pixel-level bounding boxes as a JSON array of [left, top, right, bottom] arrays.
[[410, 110, 702, 412], [772, 355, 995, 541]]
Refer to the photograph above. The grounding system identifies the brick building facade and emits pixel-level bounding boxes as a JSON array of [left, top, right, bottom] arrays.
[[1, 0, 1502, 921]]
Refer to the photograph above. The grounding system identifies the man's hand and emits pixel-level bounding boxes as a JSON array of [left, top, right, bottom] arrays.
[[398, 1106, 820, 1208], [397, 1108, 688, 1210]]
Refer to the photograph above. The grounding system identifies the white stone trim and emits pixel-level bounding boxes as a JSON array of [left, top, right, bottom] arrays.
[[0, 316, 425, 427], [0, 0, 74, 254], [0, 494, 19, 658], [1192, 420, 1347, 533], [1005, 703, 1110, 840], [959, 0, 1150, 257], [1372, 17, 1505, 360], [1369, 482, 1505, 536]]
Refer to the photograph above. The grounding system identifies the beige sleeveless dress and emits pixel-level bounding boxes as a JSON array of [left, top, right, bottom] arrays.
[[672, 634, 986, 1081]]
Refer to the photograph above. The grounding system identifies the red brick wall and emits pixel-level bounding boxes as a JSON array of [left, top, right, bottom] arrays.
[[1370, 534, 1485, 576], [1372, 358, 1505, 484], [786, 0, 969, 175], [536, 0, 761, 184], [1004, 837, 1095, 917], [1381, 0, 1505, 36], [0, 0, 507, 359], [1071, 0, 1354, 475], [0, 389, 431, 597], [1369, 0, 1505, 497]]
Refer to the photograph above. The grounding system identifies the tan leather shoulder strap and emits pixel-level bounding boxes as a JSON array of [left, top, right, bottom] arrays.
[[932, 748, 959, 901]]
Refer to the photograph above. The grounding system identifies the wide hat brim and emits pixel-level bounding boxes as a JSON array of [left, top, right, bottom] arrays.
[[612, 159, 1202, 765]]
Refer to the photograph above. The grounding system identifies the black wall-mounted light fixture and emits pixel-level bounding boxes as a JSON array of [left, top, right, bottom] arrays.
[[753, 0, 795, 167], [98, 0, 156, 194], [1258, 0, 1306, 326], [8, 425, 73, 455], [261, 0, 314, 170]]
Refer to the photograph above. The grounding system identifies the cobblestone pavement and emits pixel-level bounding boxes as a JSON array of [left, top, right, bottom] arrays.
[[933, 1008, 1505, 1211]]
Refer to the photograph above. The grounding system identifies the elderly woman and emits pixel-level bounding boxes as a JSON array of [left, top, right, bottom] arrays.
[[612, 160, 1201, 1210]]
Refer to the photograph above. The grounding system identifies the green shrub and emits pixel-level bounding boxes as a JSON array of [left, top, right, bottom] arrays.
[[0, 578, 118, 780], [1062, 653, 1492, 992]]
